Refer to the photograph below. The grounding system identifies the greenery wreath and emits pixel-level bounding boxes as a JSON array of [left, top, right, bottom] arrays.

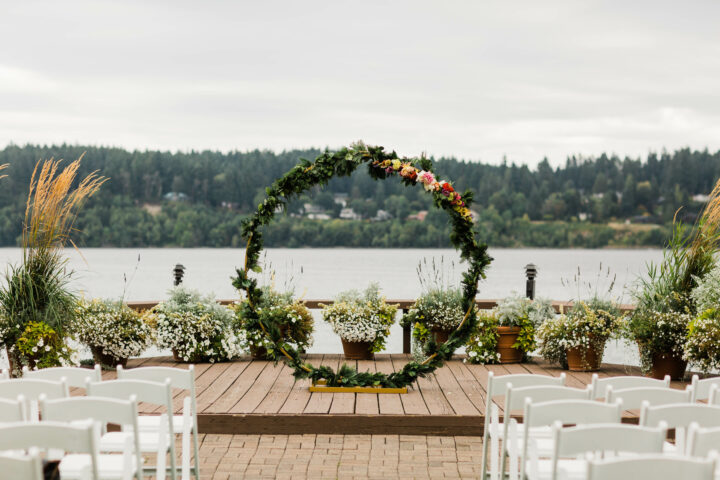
[[232, 142, 492, 388]]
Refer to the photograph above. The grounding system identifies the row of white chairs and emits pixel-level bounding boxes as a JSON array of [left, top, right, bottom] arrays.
[[481, 371, 720, 480], [0, 364, 202, 480]]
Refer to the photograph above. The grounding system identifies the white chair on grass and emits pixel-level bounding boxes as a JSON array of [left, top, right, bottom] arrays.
[[496, 384, 592, 480], [40, 395, 148, 480], [88, 378, 181, 480], [590, 373, 670, 399], [514, 399, 623, 480], [0, 448, 44, 480], [524, 420, 667, 480], [23, 364, 102, 387], [481, 372, 566, 480], [0, 420, 135, 480], [586, 453, 716, 480], [606, 385, 693, 410], [0, 395, 27, 422], [640, 402, 720, 454], [117, 365, 199, 480], [0, 378, 69, 420]]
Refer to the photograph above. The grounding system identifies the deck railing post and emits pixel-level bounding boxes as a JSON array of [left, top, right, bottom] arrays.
[[402, 308, 411, 354], [525, 263, 537, 300]]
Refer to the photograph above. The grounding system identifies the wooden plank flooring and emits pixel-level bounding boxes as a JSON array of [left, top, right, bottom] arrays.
[[114, 354, 689, 435]]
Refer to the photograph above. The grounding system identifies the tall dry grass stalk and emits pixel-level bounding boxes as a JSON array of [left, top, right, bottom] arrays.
[[0, 163, 7, 180], [23, 155, 107, 256]]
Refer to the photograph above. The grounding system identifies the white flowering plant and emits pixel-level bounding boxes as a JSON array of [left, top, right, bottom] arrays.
[[404, 288, 464, 332], [495, 294, 555, 354], [685, 308, 720, 373], [73, 299, 151, 366], [321, 284, 397, 352], [626, 305, 692, 374], [537, 300, 624, 368], [235, 287, 313, 358], [465, 310, 501, 364], [146, 287, 245, 363]]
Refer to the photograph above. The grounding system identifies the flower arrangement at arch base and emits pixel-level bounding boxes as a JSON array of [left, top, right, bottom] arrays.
[[233, 142, 492, 389]]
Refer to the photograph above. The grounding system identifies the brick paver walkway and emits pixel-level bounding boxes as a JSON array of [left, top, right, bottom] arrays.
[[197, 433, 484, 479]]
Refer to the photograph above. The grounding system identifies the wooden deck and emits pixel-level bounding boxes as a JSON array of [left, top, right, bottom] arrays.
[[115, 354, 688, 436]]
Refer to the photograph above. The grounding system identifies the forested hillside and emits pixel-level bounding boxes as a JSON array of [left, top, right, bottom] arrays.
[[0, 144, 717, 248]]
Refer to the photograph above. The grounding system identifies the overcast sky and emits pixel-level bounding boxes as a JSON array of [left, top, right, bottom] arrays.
[[2, 1, 719, 167]]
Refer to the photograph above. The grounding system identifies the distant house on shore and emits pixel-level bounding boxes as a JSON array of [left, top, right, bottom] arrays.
[[339, 208, 360, 220], [164, 192, 188, 202], [407, 210, 428, 221], [373, 209, 392, 221]]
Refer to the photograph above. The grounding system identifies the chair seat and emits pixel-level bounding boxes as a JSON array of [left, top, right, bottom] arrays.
[[60, 453, 138, 480], [525, 458, 587, 480], [100, 431, 171, 453], [506, 437, 555, 457], [137, 414, 188, 433]]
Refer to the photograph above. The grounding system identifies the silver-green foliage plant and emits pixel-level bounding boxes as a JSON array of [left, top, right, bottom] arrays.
[[691, 264, 720, 314], [321, 283, 397, 353], [74, 299, 151, 363], [537, 300, 624, 368], [146, 286, 245, 363], [495, 294, 555, 354]]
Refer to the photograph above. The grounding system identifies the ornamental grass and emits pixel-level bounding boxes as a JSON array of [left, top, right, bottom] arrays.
[[0, 156, 105, 373]]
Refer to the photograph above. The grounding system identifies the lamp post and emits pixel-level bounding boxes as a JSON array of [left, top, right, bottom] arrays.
[[525, 263, 537, 300], [173, 264, 186, 286]]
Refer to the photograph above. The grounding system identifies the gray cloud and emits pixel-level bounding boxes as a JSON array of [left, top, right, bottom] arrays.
[[1, 0, 719, 166]]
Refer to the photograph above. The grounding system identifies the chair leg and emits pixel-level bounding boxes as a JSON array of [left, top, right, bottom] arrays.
[[192, 428, 201, 480]]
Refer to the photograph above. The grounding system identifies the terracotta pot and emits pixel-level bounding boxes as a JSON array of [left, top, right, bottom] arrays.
[[341, 340, 374, 360], [649, 352, 687, 381], [496, 326, 523, 364], [90, 346, 128, 368], [249, 344, 269, 360], [431, 328, 451, 344], [566, 340, 604, 371], [5, 346, 17, 378]]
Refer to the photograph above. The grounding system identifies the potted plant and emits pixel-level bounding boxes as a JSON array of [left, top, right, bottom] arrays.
[[321, 284, 397, 360], [537, 300, 624, 371], [0, 158, 104, 376], [464, 310, 502, 364], [146, 286, 245, 363], [683, 265, 720, 373], [74, 299, 152, 367], [235, 286, 314, 360], [404, 288, 464, 346], [494, 295, 555, 363]]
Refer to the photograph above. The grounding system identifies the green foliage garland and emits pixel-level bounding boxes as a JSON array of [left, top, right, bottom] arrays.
[[232, 142, 492, 388]]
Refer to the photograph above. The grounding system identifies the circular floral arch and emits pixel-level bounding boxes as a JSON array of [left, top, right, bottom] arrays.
[[232, 142, 492, 388]]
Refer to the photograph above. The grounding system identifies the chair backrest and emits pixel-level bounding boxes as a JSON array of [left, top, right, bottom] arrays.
[[591, 373, 670, 399], [117, 364, 194, 391], [554, 421, 666, 458], [505, 384, 592, 413], [0, 421, 100, 479], [606, 385, 692, 410], [0, 378, 69, 419], [0, 396, 27, 422], [0, 448, 44, 480], [641, 403, 720, 429], [524, 399, 623, 429], [708, 384, 720, 405], [587, 454, 715, 480], [40, 395, 143, 480], [688, 423, 720, 457], [486, 372, 566, 404], [23, 365, 101, 387], [691, 375, 720, 402], [87, 378, 174, 435]]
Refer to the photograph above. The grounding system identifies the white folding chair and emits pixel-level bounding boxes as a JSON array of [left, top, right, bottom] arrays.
[[481, 372, 566, 480], [41, 395, 147, 480], [117, 365, 199, 480], [497, 384, 591, 480], [0, 395, 27, 422], [515, 399, 623, 480], [88, 378, 179, 480], [0, 369, 9, 380], [0, 378, 69, 420], [23, 365, 102, 387], [0, 420, 123, 480], [524, 420, 667, 480], [587, 453, 716, 480], [606, 385, 693, 410], [707, 384, 720, 406], [590, 373, 670, 399], [0, 447, 44, 480], [688, 423, 720, 459], [690, 375, 720, 403], [641, 402, 720, 455]]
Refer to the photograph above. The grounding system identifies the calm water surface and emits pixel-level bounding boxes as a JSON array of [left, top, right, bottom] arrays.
[[0, 248, 663, 367]]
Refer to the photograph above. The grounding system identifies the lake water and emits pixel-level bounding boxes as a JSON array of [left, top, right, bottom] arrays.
[[0, 247, 664, 368]]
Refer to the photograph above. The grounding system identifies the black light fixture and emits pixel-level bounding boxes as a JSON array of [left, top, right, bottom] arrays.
[[525, 263, 537, 300], [173, 263, 186, 286]]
